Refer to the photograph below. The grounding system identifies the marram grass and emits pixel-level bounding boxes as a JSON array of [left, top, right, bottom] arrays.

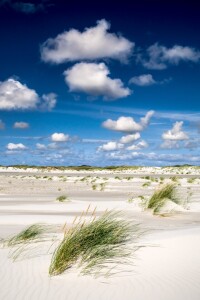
[[49, 210, 141, 277], [3, 224, 56, 261], [147, 184, 179, 214], [7, 224, 46, 247]]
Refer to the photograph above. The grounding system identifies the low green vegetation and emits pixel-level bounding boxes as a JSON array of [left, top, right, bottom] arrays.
[[170, 176, 178, 182], [49, 211, 140, 277], [142, 181, 151, 187], [6, 224, 46, 247], [147, 184, 178, 214], [100, 182, 106, 191], [2, 224, 56, 261], [92, 184, 97, 190], [187, 177, 196, 184], [56, 195, 68, 202]]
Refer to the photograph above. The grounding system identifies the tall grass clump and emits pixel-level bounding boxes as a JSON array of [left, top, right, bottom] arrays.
[[147, 184, 178, 214], [49, 210, 140, 277]]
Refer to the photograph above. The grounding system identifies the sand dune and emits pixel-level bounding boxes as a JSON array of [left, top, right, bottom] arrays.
[[0, 167, 200, 300]]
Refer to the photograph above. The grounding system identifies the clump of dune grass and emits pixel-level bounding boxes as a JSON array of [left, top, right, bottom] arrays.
[[56, 195, 68, 202], [3, 224, 56, 261], [49, 210, 140, 278], [147, 184, 178, 214], [6, 224, 46, 247]]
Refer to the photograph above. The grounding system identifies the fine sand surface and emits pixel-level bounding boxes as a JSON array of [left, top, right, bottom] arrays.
[[0, 167, 200, 300]]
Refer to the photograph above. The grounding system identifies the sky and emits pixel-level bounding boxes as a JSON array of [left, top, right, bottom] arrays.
[[0, 0, 200, 166]]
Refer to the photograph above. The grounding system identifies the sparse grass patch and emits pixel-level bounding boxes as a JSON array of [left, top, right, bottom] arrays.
[[3, 224, 57, 261], [49, 210, 141, 277], [142, 181, 151, 187], [170, 176, 178, 182], [56, 195, 68, 202], [187, 177, 196, 184], [92, 184, 97, 191], [100, 182, 106, 191], [6, 224, 46, 247], [128, 197, 134, 203], [147, 184, 178, 214]]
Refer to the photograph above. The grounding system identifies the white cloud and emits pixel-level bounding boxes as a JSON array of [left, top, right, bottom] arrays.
[[105, 151, 200, 164], [164, 45, 200, 64], [0, 120, 5, 129], [6, 143, 27, 150], [51, 133, 69, 142], [13, 122, 29, 129], [119, 133, 140, 144], [162, 121, 189, 141], [36, 143, 47, 150], [64, 62, 131, 100], [102, 110, 154, 133], [127, 140, 148, 150], [98, 141, 124, 151], [160, 140, 180, 149], [41, 19, 133, 63], [129, 74, 156, 86], [40, 93, 57, 111], [142, 43, 200, 69], [0, 78, 39, 110]]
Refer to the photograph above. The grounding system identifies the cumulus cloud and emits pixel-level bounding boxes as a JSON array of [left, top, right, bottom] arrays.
[[0, 120, 5, 129], [102, 110, 154, 133], [13, 122, 29, 129], [51, 133, 69, 142], [0, 78, 56, 111], [64, 62, 131, 100], [160, 140, 179, 149], [0, 78, 39, 110], [162, 121, 189, 141], [41, 19, 134, 63], [98, 141, 124, 151], [161, 121, 189, 149], [36, 143, 47, 150], [127, 140, 148, 150], [40, 93, 57, 110], [119, 133, 140, 144], [142, 43, 200, 69], [6, 143, 27, 150], [129, 74, 156, 86]]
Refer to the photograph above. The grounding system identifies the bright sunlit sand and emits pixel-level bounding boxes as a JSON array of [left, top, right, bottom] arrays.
[[0, 166, 200, 300]]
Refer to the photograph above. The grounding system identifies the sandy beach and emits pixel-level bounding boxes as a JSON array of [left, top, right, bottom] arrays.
[[0, 166, 200, 300]]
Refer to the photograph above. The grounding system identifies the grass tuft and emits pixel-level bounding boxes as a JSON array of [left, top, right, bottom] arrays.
[[3, 224, 57, 261], [7, 224, 46, 247], [49, 210, 140, 277], [56, 195, 68, 202], [147, 184, 178, 214]]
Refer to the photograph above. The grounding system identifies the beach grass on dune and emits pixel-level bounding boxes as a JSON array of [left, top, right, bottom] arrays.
[[147, 184, 178, 214], [6, 224, 47, 247], [49, 210, 140, 277], [3, 223, 57, 261], [56, 195, 68, 202]]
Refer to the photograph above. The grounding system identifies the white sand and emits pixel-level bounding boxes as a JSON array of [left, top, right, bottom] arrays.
[[0, 167, 200, 300]]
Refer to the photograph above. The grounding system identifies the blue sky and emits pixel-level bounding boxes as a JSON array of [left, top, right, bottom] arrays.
[[0, 0, 200, 166]]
